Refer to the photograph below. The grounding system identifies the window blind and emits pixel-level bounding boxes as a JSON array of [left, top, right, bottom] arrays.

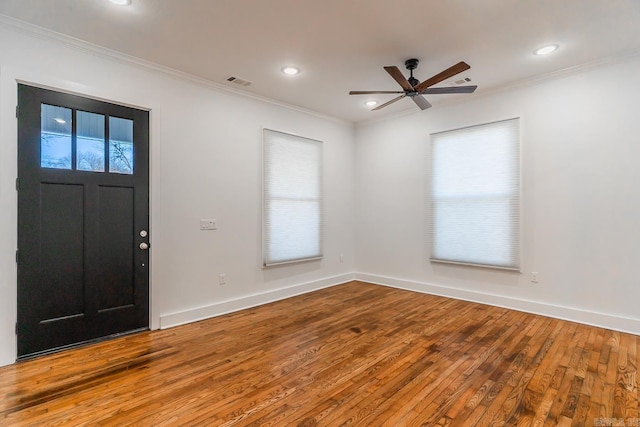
[[263, 129, 323, 266], [430, 118, 520, 270]]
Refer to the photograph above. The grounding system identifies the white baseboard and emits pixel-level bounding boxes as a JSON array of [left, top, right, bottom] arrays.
[[159, 273, 356, 329], [355, 273, 640, 336], [159, 272, 640, 336]]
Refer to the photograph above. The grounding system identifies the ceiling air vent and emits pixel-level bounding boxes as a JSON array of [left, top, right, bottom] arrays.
[[226, 75, 252, 87], [453, 77, 472, 85]]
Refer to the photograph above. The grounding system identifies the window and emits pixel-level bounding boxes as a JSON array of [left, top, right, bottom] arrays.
[[77, 111, 106, 172], [263, 129, 323, 266], [40, 104, 134, 175], [430, 118, 520, 270], [109, 116, 134, 174], [41, 104, 72, 169]]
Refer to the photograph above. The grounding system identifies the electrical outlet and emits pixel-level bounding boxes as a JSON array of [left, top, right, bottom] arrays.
[[200, 219, 217, 230], [218, 274, 226, 285], [340, 254, 344, 263], [531, 272, 539, 283]]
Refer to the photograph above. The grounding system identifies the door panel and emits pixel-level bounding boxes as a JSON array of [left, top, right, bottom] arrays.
[[96, 186, 135, 311], [17, 84, 150, 359], [40, 183, 85, 320]]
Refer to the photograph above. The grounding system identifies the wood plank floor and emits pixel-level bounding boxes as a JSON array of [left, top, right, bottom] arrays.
[[0, 281, 637, 426]]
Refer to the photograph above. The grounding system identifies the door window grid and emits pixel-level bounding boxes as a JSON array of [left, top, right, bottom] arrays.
[[40, 104, 134, 175]]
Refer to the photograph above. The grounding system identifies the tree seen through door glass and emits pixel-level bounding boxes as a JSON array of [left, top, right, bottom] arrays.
[[77, 111, 105, 172], [41, 104, 72, 169], [109, 117, 134, 174]]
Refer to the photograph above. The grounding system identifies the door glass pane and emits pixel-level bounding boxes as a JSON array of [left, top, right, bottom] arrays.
[[77, 111, 105, 172], [41, 104, 72, 169], [109, 117, 134, 174]]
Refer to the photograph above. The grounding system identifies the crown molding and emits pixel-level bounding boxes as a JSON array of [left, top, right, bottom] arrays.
[[3, 13, 638, 129], [356, 46, 640, 127], [483, 46, 640, 96], [0, 14, 352, 127]]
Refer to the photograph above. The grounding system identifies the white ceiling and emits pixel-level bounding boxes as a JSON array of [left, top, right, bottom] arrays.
[[1, 0, 639, 123]]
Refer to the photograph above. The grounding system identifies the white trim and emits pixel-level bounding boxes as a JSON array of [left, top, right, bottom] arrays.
[[430, 116, 521, 136], [262, 128, 323, 145], [16, 79, 151, 112], [160, 272, 640, 335], [357, 47, 640, 126], [3, 14, 638, 128], [159, 273, 355, 329], [1, 64, 164, 334], [262, 128, 324, 267], [429, 117, 521, 271], [263, 256, 324, 268], [0, 15, 351, 127], [355, 273, 640, 336], [429, 258, 521, 272]]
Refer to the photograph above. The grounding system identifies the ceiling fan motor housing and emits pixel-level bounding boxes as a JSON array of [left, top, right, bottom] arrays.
[[404, 58, 419, 70]]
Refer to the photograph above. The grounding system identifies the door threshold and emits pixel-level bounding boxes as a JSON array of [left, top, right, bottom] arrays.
[[17, 327, 150, 362]]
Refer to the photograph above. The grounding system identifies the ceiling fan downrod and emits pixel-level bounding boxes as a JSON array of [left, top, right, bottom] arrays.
[[405, 58, 420, 89]]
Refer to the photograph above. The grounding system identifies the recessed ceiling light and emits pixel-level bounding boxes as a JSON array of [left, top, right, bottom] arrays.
[[53, 118, 66, 124], [365, 101, 378, 107], [109, 0, 132, 5], [534, 44, 559, 55], [282, 66, 300, 76]]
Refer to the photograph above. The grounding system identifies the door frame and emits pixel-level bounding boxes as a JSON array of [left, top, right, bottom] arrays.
[[1, 70, 158, 363], [17, 83, 152, 358]]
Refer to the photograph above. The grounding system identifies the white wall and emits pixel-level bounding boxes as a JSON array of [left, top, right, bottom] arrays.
[[2, 18, 639, 369], [0, 21, 356, 366], [355, 54, 640, 334]]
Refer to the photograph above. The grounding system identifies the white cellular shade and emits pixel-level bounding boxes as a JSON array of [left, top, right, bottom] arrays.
[[430, 118, 520, 270], [263, 129, 323, 266]]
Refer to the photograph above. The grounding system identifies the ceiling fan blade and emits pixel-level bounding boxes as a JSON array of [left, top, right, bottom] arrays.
[[420, 85, 478, 94], [349, 90, 405, 95], [414, 61, 471, 92], [411, 95, 432, 110], [372, 95, 406, 111], [384, 66, 414, 91]]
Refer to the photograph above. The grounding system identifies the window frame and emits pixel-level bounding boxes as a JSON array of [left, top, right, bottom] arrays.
[[429, 117, 522, 271], [262, 128, 324, 267]]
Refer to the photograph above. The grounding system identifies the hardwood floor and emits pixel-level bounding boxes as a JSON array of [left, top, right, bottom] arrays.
[[0, 281, 637, 426]]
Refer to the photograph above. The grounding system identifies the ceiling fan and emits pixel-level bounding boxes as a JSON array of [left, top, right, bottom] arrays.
[[349, 58, 477, 111]]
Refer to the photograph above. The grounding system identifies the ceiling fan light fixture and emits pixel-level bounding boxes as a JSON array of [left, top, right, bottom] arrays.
[[534, 44, 559, 55], [109, 0, 132, 5], [281, 66, 300, 76], [365, 100, 378, 107]]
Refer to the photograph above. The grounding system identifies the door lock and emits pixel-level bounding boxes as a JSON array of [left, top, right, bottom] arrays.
[[139, 242, 149, 250]]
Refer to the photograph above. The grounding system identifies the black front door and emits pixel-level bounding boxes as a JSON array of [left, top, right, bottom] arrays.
[[17, 84, 150, 359]]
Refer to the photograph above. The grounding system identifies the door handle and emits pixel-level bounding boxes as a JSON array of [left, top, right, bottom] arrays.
[[139, 242, 149, 250]]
